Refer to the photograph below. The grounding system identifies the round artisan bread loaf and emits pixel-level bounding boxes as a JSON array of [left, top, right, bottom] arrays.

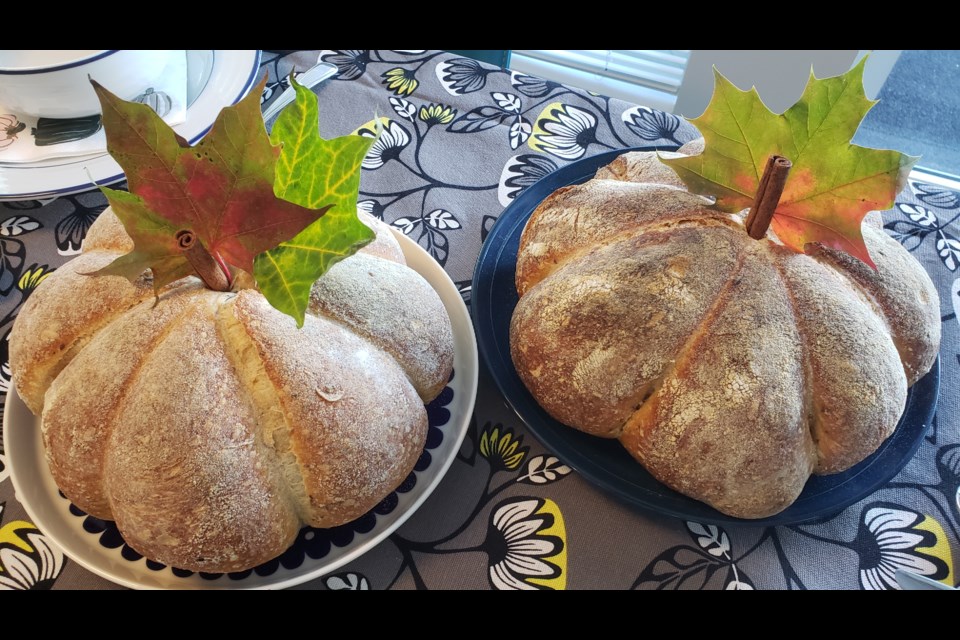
[[11, 208, 454, 572], [510, 144, 940, 519]]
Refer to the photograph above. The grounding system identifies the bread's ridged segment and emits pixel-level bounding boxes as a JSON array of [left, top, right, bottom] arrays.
[[811, 224, 941, 385], [217, 298, 312, 524], [41, 284, 205, 519], [80, 209, 135, 252], [10, 251, 156, 414], [620, 245, 815, 519], [104, 294, 300, 573], [594, 150, 688, 186], [9, 206, 454, 571], [511, 224, 744, 437], [515, 180, 717, 296], [775, 248, 908, 474], [308, 252, 453, 401], [232, 291, 427, 528], [510, 144, 940, 519], [593, 143, 706, 185]]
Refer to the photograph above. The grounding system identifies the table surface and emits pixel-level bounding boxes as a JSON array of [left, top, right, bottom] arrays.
[[1, 50, 957, 590]]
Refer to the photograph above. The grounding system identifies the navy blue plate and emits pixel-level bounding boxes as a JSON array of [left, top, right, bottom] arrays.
[[472, 146, 941, 526]]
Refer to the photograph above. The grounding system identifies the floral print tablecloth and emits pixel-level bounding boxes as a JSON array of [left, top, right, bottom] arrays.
[[1, 50, 958, 590]]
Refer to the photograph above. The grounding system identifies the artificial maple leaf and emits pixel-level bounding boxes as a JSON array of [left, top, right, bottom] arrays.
[[662, 57, 917, 268], [91, 76, 327, 289], [253, 76, 376, 327]]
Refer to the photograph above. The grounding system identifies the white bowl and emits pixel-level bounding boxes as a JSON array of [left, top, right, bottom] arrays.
[[0, 50, 174, 119]]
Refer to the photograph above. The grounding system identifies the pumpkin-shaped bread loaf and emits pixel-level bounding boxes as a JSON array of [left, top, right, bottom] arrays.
[[510, 142, 940, 519], [11, 208, 454, 572]]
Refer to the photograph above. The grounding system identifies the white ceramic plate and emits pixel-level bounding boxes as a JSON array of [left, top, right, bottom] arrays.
[[0, 50, 262, 201], [3, 232, 478, 589]]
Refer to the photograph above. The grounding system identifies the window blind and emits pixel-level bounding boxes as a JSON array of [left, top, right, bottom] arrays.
[[513, 50, 690, 94], [510, 50, 690, 112]]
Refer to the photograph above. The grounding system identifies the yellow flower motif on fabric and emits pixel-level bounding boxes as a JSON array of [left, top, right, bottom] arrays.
[[485, 497, 567, 590], [18, 264, 52, 292], [479, 424, 527, 471], [914, 516, 955, 587], [857, 504, 952, 590], [419, 103, 456, 126], [351, 116, 390, 138], [0, 505, 65, 590], [529, 102, 598, 160], [381, 68, 419, 97], [0, 520, 35, 553]]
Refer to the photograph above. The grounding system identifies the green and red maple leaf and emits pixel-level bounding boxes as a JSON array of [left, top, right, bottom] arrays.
[[662, 57, 917, 268], [92, 75, 374, 326]]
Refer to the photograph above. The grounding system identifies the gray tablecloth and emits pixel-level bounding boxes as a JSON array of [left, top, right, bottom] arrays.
[[1, 50, 957, 589]]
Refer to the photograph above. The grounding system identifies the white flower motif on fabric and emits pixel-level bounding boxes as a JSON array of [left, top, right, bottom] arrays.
[[621, 105, 681, 143], [910, 181, 959, 210], [509, 120, 531, 150], [510, 71, 558, 98], [936, 233, 960, 271], [425, 210, 461, 230], [54, 200, 100, 256], [531, 105, 597, 160], [325, 572, 370, 590], [859, 506, 941, 590], [951, 278, 960, 329], [726, 580, 754, 590], [389, 97, 416, 122], [0, 216, 41, 237], [517, 455, 571, 485], [897, 203, 938, 227], [687, 522, 731, 558], [497, 154, 559, 208], [488, 499, 559, 590], [358, 120, 410, 170], [435, 58, 490, 96], [319, 50, 370, 81], [0, 360, 10, 394], [492, 92, 521, 113], [391, 217, 417, 235], [0, 532, 65, 590], [356, 199, 384, 221]]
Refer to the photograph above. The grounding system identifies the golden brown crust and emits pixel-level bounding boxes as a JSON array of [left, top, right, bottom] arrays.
[[810, 225, 940, 386], [81, 209, 135, 252], [105, 295, 300, 573], [309, 252, 453, 401], [593, 150, 689, 187], [775, 248, 907, 473], [9, 251, 156, 414], [515, 179, 718, 296], [41, 284, 206, 519], [10, 205, 454, 572], [511, 148, 940, 518], [511, 224, 743, 436], [620, 246, 815, 519], [233, 291, 426, 528], [592, 141, 706, 186]]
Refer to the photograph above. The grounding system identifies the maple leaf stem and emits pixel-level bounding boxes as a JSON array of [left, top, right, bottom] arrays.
[[176, 230, 233, 292], [745, 155, 792, 240]]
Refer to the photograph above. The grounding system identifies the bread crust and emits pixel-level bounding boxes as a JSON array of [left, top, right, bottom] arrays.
[[11, 207, 453, 571], [511, 148, 940, 518]]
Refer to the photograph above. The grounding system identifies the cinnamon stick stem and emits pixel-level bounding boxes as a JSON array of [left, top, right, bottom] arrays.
[[745, 155, 792, 239], [176, 230, 232, 292]]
